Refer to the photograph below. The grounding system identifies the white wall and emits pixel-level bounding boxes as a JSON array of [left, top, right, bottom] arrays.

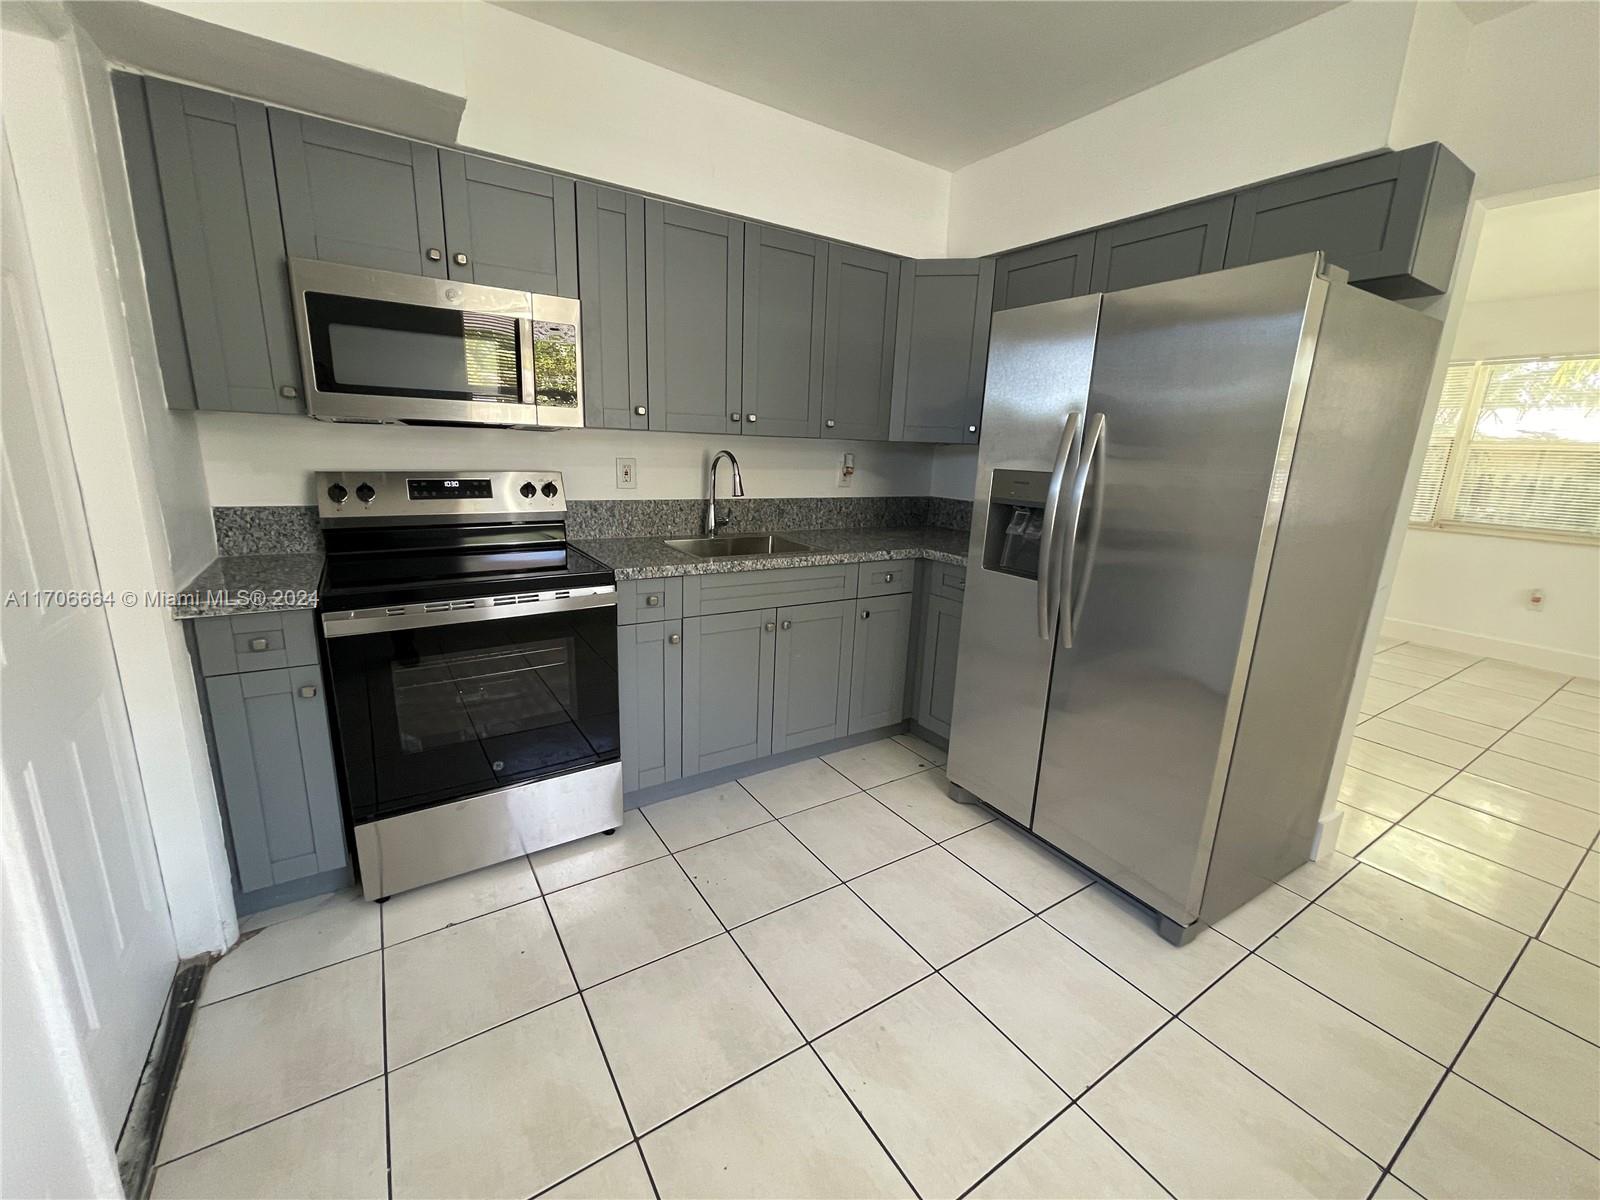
[[1452, 290, 1600, 362], [945, 2, 1416, 256], [198, 415, 936, 506]]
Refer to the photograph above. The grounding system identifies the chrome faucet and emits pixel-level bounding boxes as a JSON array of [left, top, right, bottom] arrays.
[[705, 449, 745, 535]]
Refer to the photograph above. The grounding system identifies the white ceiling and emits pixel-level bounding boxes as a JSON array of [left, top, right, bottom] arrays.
[[1467, 189, 1600, 303], [495, 1, 1341, 169]]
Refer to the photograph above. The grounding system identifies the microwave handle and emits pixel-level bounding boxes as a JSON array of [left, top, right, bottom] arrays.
[[518, 317, 539, 407]]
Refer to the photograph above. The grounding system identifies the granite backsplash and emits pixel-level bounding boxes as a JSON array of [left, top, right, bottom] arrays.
[[214, 495, 973, 555]]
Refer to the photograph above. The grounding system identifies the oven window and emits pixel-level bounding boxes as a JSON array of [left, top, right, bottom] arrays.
[[326, 604, 619, 821], [305, 292, 525, 403]]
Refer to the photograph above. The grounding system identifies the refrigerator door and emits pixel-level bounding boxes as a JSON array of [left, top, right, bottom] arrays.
[[947, 296, 1101, 827], [1032, 255, 1329, 926]]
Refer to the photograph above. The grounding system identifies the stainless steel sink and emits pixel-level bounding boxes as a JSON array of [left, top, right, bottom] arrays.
[[663, 534, 813, 559]]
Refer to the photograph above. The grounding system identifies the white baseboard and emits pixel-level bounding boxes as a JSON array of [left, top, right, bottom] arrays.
[[1381, 618, 1599, 679]]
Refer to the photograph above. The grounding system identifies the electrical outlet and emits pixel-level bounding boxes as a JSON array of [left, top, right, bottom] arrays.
[[839, 452, 855, 488], [616, 458, 637, 489]]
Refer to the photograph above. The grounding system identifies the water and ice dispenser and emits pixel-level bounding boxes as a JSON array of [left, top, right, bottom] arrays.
[[981, 469, 1051, 580]]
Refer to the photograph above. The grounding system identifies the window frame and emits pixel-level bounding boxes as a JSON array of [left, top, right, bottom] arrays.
[[1409, 353, 1600, 545]]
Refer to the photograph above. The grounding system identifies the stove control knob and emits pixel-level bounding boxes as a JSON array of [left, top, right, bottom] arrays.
[[327, 482, 348, 505], [519, 482, 537, 499], [540, 481, 559, 499], [355, 482, 376, 504]]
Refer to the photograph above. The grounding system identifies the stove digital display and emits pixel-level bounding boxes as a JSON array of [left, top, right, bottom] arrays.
[[407, 478, 493, 500]]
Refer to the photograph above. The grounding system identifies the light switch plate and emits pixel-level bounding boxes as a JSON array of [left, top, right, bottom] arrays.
[[616, 458, 637, 489]]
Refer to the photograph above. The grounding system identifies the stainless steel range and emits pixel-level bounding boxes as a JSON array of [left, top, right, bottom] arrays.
[[316, 470, 620, 900]]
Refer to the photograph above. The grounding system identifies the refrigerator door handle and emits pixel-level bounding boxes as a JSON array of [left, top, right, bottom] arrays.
[[1036, 411, 1081, 639], [1060, 413, 1107, 645]]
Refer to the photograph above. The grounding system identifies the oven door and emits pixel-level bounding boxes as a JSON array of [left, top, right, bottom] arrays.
[[322, 592, 619, 825], [291, 258, 582, 429]]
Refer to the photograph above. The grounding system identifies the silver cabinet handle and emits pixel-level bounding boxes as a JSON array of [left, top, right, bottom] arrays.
[[764, 621, 776, 632], [634, 406, 647, 417], [968, 424, 978, 433], [426, 248, 443, 262], [279, 384, 299, 399], [780, 619, 792, 630], [730, 412, 742, 422], [453, 252, 469, 266], [248, 636, 270, 651], [825, 419, 835, 428], [645, 594, 661, 607], [884, 572, 894, 583], [297, 684, 317, 699], [668, 633, 680, 645], [860, 610, 870, 620], [746, 413, 757, 423]]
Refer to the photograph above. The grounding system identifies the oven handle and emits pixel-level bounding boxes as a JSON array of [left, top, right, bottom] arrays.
[[321, 586, 616, 638]]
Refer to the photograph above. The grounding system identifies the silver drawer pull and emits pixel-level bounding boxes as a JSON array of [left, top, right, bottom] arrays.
[[825, 419, 836, 428], [635, 406, 647, 417], [883, 572, 894, 583], [746, 413, 757, 423], [764, 621, 776, 632], [297, 685, 317, 699], [645, 594, 661, 607], [730, 412, 742, 422], [426, 247, 443, 262], [780, 619, 792, 630], [860, 610, 871, 620], [453, 252, 469, 266], [668, 633, 681, 645], [248, 637, 270, 652]]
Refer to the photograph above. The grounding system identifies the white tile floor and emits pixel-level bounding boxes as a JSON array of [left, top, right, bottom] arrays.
[[157, 676, 1600, 1199]]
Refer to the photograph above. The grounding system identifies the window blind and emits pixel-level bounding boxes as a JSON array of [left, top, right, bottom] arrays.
[[1410, 363, 1473, 524]]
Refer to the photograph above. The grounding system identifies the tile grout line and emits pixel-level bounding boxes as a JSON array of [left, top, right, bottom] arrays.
[[379, 904, 393, 1200]]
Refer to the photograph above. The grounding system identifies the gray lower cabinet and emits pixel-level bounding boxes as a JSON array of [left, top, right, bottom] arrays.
[[681, 608, 775, 775], [1089, 195, 1234, 293], [116, 75, 301, 414], [618, 620, 683, 791], [741, 225, 827, 437], [992, 232, 1095, 311], [890, 259, 996, 444], [577, 184, 649, 430], [772, 601, 855, 752], [645, 201, 745, 433], [848, 591, 914, 734], [439, 151, 577, 298], [205, 664, 346, 894], [914, 594, 964, 739], [270, 109, 448, 277], [1225, 143, 1472, 300], [821, 245, 901, 440]]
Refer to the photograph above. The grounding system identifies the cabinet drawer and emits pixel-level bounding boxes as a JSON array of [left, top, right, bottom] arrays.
[[858, 564, 914, 597], [684, 563, 859, 616], [618, 578, 684, 624], [194, 611, 318, 676], [927, 564, 968, 605]]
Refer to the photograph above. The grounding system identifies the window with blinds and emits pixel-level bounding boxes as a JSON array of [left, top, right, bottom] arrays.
[[1410, 354, 1600, 539]]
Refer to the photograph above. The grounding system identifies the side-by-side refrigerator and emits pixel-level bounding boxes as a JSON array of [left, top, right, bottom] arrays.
[[946, 253, 1440, 943]]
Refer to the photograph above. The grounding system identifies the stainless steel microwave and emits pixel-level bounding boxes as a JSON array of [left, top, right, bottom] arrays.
[[289, 258, 583, 429]]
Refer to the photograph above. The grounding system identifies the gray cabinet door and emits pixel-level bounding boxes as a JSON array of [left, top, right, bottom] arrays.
[[439, 151, 577, 297], [618, 620, 682, 792], [1089, 196, 1234, 293], [270, 110, 447, 277], [1224, 144, 1472, 299], [772, 601, 855, 752], [890, 259, 995, 445], [848, 591, 913, 734], [741, 225, 827, 437], [682, 609, 775, 775], [645, 201, 744, 434], [206, 666, 346, 895], [132, 78, 301, 413], [821, 245, 901, 440], [993, 233, 1095, 311], [915, 594, 963, 739], [577, 184, 648, 430]]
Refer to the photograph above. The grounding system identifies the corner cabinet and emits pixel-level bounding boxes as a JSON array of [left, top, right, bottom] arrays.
[[645, 201, 745, 434], [577, 184, 649, 430], [821, 246, 901, 440], [741, 225, 828, 437], [890, 259, 996, 444]]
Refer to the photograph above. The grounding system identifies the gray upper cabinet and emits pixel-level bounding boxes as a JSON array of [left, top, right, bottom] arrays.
[[992, 232, 1095, 311], [1224, 143, 1472, 300], [890, 259, 996, 444], [741, 225, 827, 437], [821, 245, 901, 440], [439, 151, 577, 297], [645, 201, 745, 434], [270, 110, 447, 277], [772, 600, 855, 752], [118, 76, 301, 414], [577, 184, 648, 430], [848, 591, 913, 734], [206, 664, 346, 895], [617, 619, 682, 792], [681, 608, 774, 775], [1089, 195, 1234, 293]]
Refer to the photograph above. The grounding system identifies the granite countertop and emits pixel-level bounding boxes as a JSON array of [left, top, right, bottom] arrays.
[[172, 553, 324, 619], [573, 526, 970, 580]]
